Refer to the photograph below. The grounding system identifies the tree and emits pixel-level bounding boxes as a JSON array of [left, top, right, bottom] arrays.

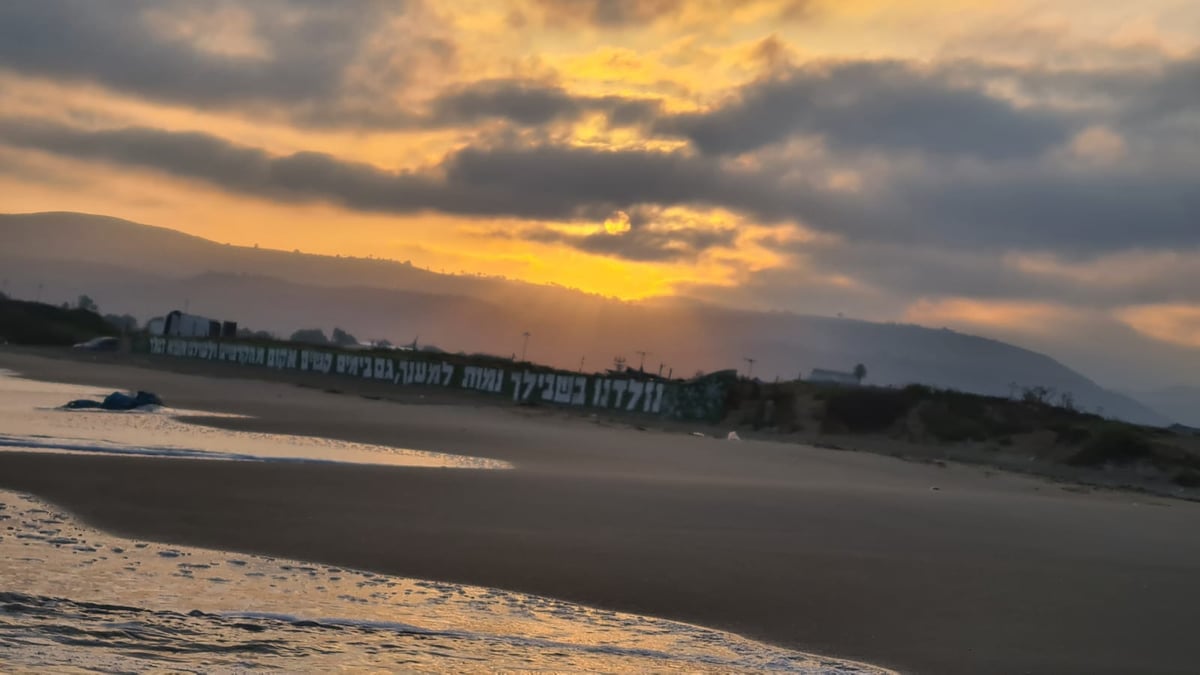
[[853, 363, 868, 383], [289, 328, 329, 345], [331, 327, 358, 347], [76, 294, 98, 313], [238, 328, 276, 341], [1058, 391, 1076, 412], [1022, 385, 1054, 405], [104, 314, 139, 333]]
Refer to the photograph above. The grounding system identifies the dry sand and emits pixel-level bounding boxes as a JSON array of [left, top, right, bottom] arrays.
[[2, 348, 1199, 674]]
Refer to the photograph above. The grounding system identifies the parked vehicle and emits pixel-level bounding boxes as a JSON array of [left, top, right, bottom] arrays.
[[72, 336, 120, 352]]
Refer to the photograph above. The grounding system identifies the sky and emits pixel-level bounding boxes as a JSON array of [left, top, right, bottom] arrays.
[[1, 1, 1199, 388]]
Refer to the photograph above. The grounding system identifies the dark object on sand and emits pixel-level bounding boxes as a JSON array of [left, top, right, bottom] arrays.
[[72, 336, 120, 351], [64, 390, 164, 411]]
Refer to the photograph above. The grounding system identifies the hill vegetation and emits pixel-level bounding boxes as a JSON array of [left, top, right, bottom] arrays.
[[0, 295, 121, 346], [727, 380, 1200, 494], [0, 211, 1176, 426]]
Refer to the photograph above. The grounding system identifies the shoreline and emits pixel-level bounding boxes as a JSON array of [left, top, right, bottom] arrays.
[[2, 348, 1200, 674], [8, 344, 1195, 502], [3, 488, 885, 674]]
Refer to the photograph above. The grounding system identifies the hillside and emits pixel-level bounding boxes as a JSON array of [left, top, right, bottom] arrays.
[[1135, 386, 1200, 428], [725, 379, 1200, 496], [0, 296, 118, 346], [0, 211, 1172, 426]]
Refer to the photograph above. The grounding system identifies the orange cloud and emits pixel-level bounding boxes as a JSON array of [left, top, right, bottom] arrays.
[[1115, 304, 1200, 349], [903, 297, 1086, 336]]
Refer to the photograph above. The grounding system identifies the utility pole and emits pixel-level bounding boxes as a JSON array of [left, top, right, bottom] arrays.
[[520, 331, 531, 362], [635, 350, 650, 372], [579, 355, 586, 372], [743, 357, 756, 379]]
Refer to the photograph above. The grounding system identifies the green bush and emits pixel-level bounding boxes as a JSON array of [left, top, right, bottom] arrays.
[[1066, 427, 1153, 467]]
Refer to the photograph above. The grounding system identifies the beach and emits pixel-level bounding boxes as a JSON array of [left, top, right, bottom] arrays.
[[2, 348, 1199, 674]]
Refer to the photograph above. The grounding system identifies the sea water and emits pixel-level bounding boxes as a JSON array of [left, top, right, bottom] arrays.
[[0, 370, 890, 673], [0, 370, 508, 468]]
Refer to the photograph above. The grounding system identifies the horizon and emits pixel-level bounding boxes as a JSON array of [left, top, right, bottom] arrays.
[[1, 209, 1195, 394], [3, 6, 1200, 670], [2, 2, 1198, 393]]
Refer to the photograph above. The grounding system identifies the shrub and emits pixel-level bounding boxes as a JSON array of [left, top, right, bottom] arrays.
[[1066, 427, 1153, 467], [823, 388, 916, 433], [1052, 425, 1093, 446], [0, 297, 117, 345], [1173, 470, 1200, 488], [920, 402, 989, 442]]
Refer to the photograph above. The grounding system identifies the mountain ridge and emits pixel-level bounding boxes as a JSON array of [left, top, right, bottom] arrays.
[[0, 211, 1172, 426]]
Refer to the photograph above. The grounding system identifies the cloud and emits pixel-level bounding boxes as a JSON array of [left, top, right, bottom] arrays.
[[524, 0, 813, 28], [0, 118, 794, 223], [428, 79, 660, 127], [508, 206, 739, 262], [903, 297, 1088, 337], [0, 1, 454, 123], [655, 60, 1075, 158], [884, 163, 1200, 253], [4, 113, 1200, 260], [529, 0, 689, 27], [521, 223, 736, 262], [1116, 303, 1200, 349]]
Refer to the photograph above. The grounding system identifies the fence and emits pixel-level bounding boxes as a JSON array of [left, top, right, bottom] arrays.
[[143, 337, 733, 422]]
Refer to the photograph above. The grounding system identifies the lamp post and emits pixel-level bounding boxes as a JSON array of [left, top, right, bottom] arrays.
[[635, 350, 650, 372]]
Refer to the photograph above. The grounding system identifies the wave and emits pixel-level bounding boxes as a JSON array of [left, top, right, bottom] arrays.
[[0, 433, 271, 462], [0, 489, 891, 674]]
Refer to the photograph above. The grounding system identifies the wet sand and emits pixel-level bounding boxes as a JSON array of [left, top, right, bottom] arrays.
[[2, 348, 1200, 674]]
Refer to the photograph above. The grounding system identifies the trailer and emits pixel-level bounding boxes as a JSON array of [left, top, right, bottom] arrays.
[[163, 310, 221, 338]]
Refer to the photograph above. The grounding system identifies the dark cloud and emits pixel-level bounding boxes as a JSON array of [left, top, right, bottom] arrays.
[[542, 0, 685, 27], [0, 0, 460, 129], [656, 60, 1075, 158], [925, 52, 1200, 136], [0, 1, 396, 105], [0, 119, 772, 221], [428, 79, 660, 127], [881, 163, 1200, 254], [1, 114, 1198, 257], [527, 0, 814, 28], [1123, 53, 1200, 123], [0, 3, 668, 132], [519, 223, 736, 261]]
